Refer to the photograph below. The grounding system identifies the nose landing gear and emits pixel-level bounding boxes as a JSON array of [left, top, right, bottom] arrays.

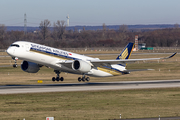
[[52, 70, 64, 82], [12, 57, 18, 68]]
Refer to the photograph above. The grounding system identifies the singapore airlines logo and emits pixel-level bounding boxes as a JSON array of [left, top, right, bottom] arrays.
[[119, 48, 128, 59]]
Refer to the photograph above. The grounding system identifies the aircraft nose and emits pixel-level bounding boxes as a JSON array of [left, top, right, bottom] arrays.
[[6, 48, 13, 56]]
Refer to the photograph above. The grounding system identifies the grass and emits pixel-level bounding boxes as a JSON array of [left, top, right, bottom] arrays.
[[0, 88, 180, 119], [0, 51, 180, 119]]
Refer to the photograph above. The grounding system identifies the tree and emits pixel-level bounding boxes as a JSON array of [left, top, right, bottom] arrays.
[[12, 31, 24, 41], [119, 24, 128, 33], [174, 23, 179, 29], [0, 24, 6, 40], [39, 19, 51, 40], [102, 23, 106, 39], [53, 20, 66, 40]]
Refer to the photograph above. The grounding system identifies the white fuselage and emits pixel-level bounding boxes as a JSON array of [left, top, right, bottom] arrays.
[[7, 41, 126, 77]]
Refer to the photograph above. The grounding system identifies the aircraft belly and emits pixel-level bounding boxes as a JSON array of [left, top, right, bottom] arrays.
[[88, 68, 114, 77]]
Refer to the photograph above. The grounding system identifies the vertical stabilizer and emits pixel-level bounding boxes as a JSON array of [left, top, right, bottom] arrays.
[[116, 42, 134, 60]]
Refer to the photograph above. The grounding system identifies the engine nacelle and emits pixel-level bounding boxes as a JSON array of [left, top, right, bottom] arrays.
[[72, 60, 92, 73], [21, 61, 40, 73]]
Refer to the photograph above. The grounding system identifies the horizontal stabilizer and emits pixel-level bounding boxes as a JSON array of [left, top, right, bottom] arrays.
[[126, 69, 154, 72], [122, 69, 154, 74]]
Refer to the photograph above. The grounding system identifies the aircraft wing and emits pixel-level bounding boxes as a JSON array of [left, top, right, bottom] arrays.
[[58, 52, 176, 68], [90, 52, 177, 67]]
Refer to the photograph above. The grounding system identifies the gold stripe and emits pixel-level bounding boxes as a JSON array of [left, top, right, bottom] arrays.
[[97, 67, 121, 76], [30, 49, 72, 60], [119, 48, 128, 59], [123, 49, 128, 59]]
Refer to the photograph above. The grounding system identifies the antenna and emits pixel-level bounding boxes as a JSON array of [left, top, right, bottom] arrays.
[[24, 13, 27, 35], [66, 14, 69, 27]]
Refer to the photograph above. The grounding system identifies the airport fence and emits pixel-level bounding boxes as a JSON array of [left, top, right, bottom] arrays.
[[0, 49, 6, 52]]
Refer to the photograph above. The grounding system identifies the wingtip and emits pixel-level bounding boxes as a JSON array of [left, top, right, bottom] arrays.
[[166, 52, 177, 59], [170, 52, 177, 58]]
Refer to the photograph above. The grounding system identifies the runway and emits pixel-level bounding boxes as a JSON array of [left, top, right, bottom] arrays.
[[0, 80, 180, 94]]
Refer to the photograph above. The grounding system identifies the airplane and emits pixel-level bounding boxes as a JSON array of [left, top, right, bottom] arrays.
[[6, 41, 177, 82]]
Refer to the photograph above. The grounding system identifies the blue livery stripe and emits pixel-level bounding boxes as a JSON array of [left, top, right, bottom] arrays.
[[30, 48, 76, 60]]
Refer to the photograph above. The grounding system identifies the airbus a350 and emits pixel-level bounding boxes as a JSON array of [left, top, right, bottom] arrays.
[[6, 41, 176, 82]]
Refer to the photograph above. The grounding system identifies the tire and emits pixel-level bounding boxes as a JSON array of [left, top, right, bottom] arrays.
[[56, 77, 59, 81], [82, 77, 85, 82], [52, 77, 56, 82], [60, 77, 64, 81], [78, 77, 81, 82], [86, 77, 90, 82], [13, 64, 17, 68]]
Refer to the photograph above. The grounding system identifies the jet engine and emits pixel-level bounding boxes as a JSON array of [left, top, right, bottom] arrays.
[[21, 61, 40, 73], [72, 60, 92, 73]]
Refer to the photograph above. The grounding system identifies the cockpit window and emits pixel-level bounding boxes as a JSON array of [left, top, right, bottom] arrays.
[[10, 44, 20, 47]]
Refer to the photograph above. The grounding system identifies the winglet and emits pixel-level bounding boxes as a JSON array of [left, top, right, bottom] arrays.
[[164, 52, 177, 59]]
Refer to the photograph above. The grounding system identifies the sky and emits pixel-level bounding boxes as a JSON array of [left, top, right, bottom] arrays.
[[0, 0, 180, 27]]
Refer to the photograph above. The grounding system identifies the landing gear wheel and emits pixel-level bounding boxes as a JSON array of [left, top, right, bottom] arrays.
[[81, 77, 85, 82], [78, 75, 90, 82], [86, 77, 90, 82], [12, 57, 18, 68], [52, 77, 56, 82], [13, 64, 17, 68], [78, 77, 81, 82], [52, 70, 64, 82], [56, 77, 59, 81], [60, 77, 64, 81]]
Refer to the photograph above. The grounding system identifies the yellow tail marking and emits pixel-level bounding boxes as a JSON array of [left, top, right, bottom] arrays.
[[119, 48, 128, 59]]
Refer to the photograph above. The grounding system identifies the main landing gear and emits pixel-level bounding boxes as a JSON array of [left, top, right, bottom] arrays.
[[78, 75, 90, 82], [12, 57, 18, 68], [52, 70, 64, 82], [51, 71, 90, 82]]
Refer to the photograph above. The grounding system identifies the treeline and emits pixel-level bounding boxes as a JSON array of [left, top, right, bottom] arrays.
[[0, 20, 180, 49]]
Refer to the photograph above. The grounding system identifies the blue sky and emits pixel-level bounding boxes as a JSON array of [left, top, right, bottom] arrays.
[[0, 0, 180, 26]]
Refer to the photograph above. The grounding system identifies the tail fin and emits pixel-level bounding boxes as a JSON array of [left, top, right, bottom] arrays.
[[116, 42, 134, 60]]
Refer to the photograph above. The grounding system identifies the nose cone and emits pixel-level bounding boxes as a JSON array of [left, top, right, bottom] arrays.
[[6, 48, 13, 56]]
